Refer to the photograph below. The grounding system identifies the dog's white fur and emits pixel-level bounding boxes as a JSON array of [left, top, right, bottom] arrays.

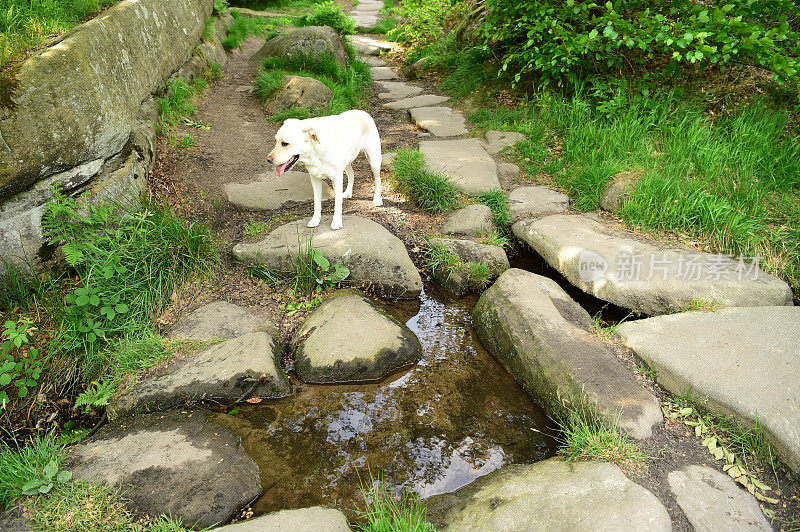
[[267, 110, 383, 230]]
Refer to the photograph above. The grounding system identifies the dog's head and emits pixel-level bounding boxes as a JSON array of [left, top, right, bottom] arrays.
[[266, 119, 319, 176]]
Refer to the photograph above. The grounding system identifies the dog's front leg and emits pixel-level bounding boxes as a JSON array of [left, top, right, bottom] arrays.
[[308, 176, 322, 228], [331, 172, 344, 230]]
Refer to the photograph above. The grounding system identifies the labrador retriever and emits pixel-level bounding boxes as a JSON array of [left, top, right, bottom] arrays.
[[266, 110, 383, 230]]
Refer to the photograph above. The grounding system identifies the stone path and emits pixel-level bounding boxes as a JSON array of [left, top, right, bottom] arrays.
[[420, 139, 499, 193], [225, 170, 334, 210]]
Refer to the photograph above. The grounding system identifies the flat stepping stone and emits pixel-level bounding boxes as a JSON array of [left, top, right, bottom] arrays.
[[166, 301, 264, 341], [376, 80, 423, 100], [362, 56, 386, 67], [485, 130, 526, 154], [427, 459, 670, 531], [498, 161, 520, 181], [513, 213, 793, 315], [225, 171, 333, 211], [428, 238, 509, 297], [442, 204, 495, 236], [214, 507, 351, 531], [617, 306, 800, 474], [354, 13, 379, 29], [383, 94, 449, 109], [473, 269, 662, 440], [409, 106, 468, 137], [67, 410, 261, 529], [291, 290, 421, 383], [232, 215, 422, 299], [108, 332, 291, 419], [350, 35, 393, 54], [370, 66, 398, 80], [508, 186, 569, 222], [420, 139, 500, 193], [668, 465, 770, 531]]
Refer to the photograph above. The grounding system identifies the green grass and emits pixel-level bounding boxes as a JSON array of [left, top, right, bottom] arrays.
[[156, 77, 211, 136], [406, 35, 492, 98], [222, 9, 276, 50], [229, 0, 323, 12], [297, 0, 355, 35], [424, 239, 493, 291], [0, 0, 119, 68], [356, 481, 435, 532], [477, 229, 510, 249], [390, 150, 462, 214], [0, 436, 63, 511], [475, 190, 511, 229]]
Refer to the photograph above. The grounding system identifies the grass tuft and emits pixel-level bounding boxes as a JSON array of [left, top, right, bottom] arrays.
[[297, 0, 355, 35], [222, 9, 273, 50], [390, 150, 462, 214], [356, 480, 435, 532], [475, 190, 511, 228], [0, 436, 63, 511]]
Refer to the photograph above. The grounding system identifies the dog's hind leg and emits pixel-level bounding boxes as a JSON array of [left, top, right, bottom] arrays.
[[331, 172, 344, 230], [364, 135, 383, 207], [344, 164, 354, 199]]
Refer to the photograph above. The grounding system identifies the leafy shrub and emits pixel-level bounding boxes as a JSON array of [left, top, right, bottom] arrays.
[[390, 149, 462, 213], [389, 0, 464, 49], [0, 318, 42, 406], [298, 0, 356, 35], [483, 0, 800, 86]]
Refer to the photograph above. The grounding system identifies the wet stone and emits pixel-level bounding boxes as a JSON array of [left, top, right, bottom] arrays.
[[376, 81, 423, 100], [428, 238, 509, 298], [508, 186, 569, 222], [484, 130, 526, 155], [409, 107, 468, 137], [383, 94, 449, 109], [214, 507, 351, 531], [291, 290, 422, 383], [442, 204, 495, 236], [420, 139, 500, 193], [370, 66, 398, 80], [166, 301, 265, 341], [225, 171, 334, 211]]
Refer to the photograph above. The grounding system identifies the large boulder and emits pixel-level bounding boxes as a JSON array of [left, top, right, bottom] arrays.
[[291, 290, 421, 383], [472, 268, 662, 440], [427, 459, 671, 531], [214, 507, 351, 531], [67, 410, 261, 530], [0, 0, 213, 201], [599, 170, 642, 212], [271, 75, 333, 113], [513, 213, 793, 315], [250, 26, 349, 67], [232, 215, 422, 299], [616, 306, 800, 474]]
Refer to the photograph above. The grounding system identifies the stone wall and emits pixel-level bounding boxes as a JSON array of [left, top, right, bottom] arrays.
[[0, 0, 231, 272]]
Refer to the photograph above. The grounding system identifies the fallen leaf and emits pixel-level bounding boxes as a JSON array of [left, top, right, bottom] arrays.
[[246, 397, 262, 404]]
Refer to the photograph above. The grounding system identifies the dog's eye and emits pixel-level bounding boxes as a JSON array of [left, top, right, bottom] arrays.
[[281, 141, 289, 147]]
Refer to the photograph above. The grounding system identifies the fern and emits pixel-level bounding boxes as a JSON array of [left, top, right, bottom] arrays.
[[74, 376, 117, 413], [61, 243, 85, 267]]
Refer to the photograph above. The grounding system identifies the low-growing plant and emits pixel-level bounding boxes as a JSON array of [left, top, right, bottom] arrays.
[[74, 376, 117, 414], [179, 134, 196, 148], [0, 318, 42, 406], [213, 0, 229, 13], [20, 459, 71, 497], [357, 479, 435, 532], [591, 308, 632, 341], [156, 77, 208, 135], [291, 243, 350, 294], [476, 190, 511, 228], [284, 296, 322, 316], [424, 239, 493, 291], [0, 436, 64, 510], [390, 150, 462, 214], [222, 10, 272, 50], [477, 229, 510, 249], [298, 0, 356, 35]]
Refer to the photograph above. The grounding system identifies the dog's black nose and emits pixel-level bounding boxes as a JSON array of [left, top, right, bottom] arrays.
[[266, 155, 274, 164]]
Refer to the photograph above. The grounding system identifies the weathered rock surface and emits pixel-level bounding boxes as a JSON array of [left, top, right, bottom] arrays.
[[271, 74, 333, 112], [427, 459, 671, 531], [225, 171, 333, 210], [0, 0, 213, 200], [371, 66, 399, 80], [472, 269, 662, 439], [485, 130, 526, 155], [508, 186, 569, 222], [498, 162, 520, 181], [166, 301, 265, 341], [409, 107, 468, 137], [232, 216, 422, 298], [429, 238, 509, 297], [0, 507, 30, 532], [668, 465, 771, 531], [617, 306, 800, 474], [109, 332, 290, 419], [363, 56, 386, 66], [250, 26, 348, 67], [403, 57, 430, 79], [349, 35, 392, 55], [599, 170, 642, 212], [442, 204, 495, 236], [420, 139, 500, 194], [513, 213, 793, 315], [214, 507, 351, 531], [68, 410, 261, 529], [376, 80, 422, 100], [381, 151, 397, 170], [384, 94, 449, 109], [291, 290, 421, 383]]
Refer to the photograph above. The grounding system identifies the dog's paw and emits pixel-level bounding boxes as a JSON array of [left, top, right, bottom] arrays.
[[307, 217, 321, 228], [330, 219, 343, 230], [373, 196, 384, 207], [343, 190, 353, 199]]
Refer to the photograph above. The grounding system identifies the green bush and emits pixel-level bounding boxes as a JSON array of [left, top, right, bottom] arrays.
[[298, 0, 356, 35], [483, 0, 800, 86], [389, 0, 463, 49]]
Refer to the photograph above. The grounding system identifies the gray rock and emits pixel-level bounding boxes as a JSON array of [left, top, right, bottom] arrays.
[[108, 332, 290, 419], [376, 80, 423, 100], [353, 13, 379, 30], [472, 269, 662, 440], [429, 238, 509, 297], [381, 152, 397, 171], [403, 57, 429, 79], [166, 301, 265, 341], [668, 465, 771, 531], [420, 139, 500, 193], [427, 459, 671, 531], [616, 306, 800, 474], [68, 410, 261, 529], [363, 56, 386, 66], [513, 214, 793, 315], [599, 170, 642, 212], [371, 66, 399, 80], [508, 186, 569, 222], [250, 26, 348, 67], [442, 204, 495, 236], [271, 75, 333, 112], [291, 290, 421, 383], [232, 216, 422, 299], [349, 35, 392, 55], [485, 130, 526, 155], [215, 507, 351, 531], [409, 107, 468, 137], [497, 162, 520, 181], [383, 94, 449, 109], [225, 171, 334, 210], [0, 507, 30, 532]]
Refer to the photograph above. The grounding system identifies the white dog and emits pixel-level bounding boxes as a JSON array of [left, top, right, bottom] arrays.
[[266, 110, 383, 230]]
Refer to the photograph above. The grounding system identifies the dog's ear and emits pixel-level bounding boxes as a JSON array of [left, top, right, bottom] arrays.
[[303, 127, 319, 144]]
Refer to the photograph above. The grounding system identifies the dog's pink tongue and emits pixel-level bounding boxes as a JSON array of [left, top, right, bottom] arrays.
[[275, 161, 289, 177]]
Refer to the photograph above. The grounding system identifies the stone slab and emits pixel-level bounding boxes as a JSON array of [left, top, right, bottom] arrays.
[[232, 215, 422, 299], [420, 139, 500, 194], [215, 507, 351, 531], [617, 306, 800, 474], [512, 213, 793, 315], [362, 56, 386, 66], [508, 186, 569, 222], [166, 301, 264, 341], [427, 459, 671, 531], [409, 107, 468, 137], [485, 130, 526, 155], [370, 66, 398, 80], [68, 410, 261, 529], [376, 81, 423, 100], [225, 171, 333, 211], [353, 13, 379, 29], [381, 152, 397, 171], [668, 465, 771, 531], [350, 35, 393, 52], [384, 94, 449, 109], [442, 204, 495, 236], [473, 269, 662, 440]]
